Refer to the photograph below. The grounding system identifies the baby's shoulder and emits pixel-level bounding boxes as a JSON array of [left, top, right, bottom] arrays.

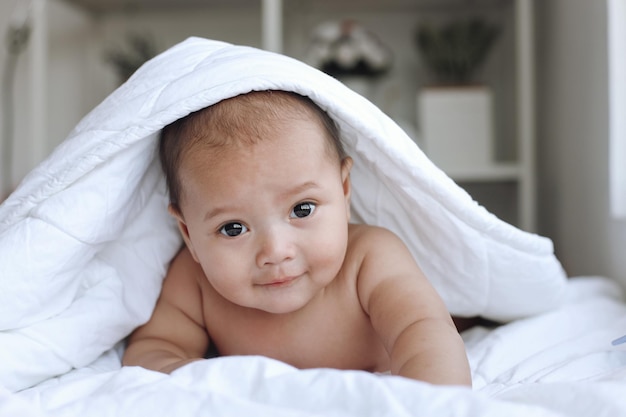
[[165, 246, 205, 289], [348, 223, 400, 242], [169, 245, 199, 273], [346, 224, 406, 256]]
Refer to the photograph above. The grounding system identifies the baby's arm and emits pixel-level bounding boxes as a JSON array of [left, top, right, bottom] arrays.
[[122, 248, 210, 373], [356, 227, 472, 386]]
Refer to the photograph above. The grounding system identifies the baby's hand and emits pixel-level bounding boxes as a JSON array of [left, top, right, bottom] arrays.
[[122, 248, 210, 374]]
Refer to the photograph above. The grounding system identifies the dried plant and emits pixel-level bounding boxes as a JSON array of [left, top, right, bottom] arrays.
[[416, 18, 500, 85], [105, 34, 158, 82]]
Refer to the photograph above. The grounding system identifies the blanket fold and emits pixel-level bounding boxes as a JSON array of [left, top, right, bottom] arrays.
[[0, 37, 566, 392]]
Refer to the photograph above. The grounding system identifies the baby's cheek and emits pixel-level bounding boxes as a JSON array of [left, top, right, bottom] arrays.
[[310, 227, 348, 277], [200, 252, 243, 290]]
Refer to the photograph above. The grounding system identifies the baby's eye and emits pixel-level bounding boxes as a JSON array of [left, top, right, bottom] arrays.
[[290, 202, 316, 219], [219, 222, 248, 237]]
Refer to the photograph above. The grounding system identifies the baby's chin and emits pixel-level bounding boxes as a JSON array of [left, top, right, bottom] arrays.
[[250, 297, 314, 315], [247, 288, 321, 315]]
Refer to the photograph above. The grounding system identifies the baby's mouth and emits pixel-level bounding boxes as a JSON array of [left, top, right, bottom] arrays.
[[258, 275, 299, 288]]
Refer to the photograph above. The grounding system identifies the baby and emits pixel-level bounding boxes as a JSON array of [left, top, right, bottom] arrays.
[[122, 90, 471, 386]]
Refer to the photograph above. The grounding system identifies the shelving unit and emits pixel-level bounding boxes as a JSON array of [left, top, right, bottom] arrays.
[[281, 0, 537, 232], [57, 0, 536, 232], [414, 0, 534, 233]]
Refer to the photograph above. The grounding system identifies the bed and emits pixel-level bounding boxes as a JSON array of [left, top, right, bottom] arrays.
[[1, 37, 625, 417]]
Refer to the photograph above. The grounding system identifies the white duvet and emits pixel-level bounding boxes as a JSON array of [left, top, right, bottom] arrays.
[[1, 37, 618, 416], [4, 276, 626, 417]]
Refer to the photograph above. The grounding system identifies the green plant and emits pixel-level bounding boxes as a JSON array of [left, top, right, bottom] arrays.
[[416, 18, 500, 85]]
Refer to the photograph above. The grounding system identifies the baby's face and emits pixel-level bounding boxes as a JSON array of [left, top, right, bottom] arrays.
[[175, 116, 352, 314]]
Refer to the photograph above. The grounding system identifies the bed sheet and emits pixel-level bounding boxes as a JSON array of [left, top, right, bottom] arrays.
[[3, 276, 625, 417]]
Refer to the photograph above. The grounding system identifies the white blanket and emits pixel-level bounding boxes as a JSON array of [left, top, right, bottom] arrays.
[[5, 276, 626, 417], [1, 37, 567, 394]]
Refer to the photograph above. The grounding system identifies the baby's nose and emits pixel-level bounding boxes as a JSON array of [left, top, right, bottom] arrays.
[[255, 226, 296, 267]]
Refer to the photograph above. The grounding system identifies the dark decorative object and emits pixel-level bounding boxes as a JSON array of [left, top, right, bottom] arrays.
[[105, 34, 158, 82], [306, 20, 392, 78], [416, 18, 500, 85]]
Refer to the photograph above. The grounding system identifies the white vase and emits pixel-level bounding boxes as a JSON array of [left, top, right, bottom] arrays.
[[417, 86, 495, 173]]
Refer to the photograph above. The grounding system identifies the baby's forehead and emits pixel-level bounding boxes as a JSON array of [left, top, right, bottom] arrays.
[[213, 91, 322, 123], [187, 92, 342, 158]]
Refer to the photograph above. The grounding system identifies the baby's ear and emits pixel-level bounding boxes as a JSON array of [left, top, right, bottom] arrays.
[[168, 205, 200, 263], [340, 157, 353, 219]]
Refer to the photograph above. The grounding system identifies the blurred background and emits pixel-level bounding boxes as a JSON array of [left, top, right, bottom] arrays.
[[0, 0, 624, 288]]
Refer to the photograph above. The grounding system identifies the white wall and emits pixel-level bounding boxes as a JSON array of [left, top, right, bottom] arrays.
[[536, 0, 626, 285]]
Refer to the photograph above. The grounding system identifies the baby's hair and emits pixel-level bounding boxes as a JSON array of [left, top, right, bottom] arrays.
[[159, 90, 346, 212]]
